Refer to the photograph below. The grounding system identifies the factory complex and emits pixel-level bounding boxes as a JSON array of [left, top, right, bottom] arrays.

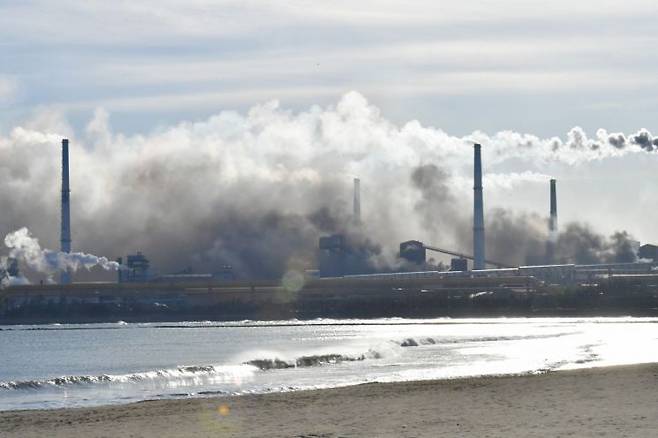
[[1, 140, 658, 323]]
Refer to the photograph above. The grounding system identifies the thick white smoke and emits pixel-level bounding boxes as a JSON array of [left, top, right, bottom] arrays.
[[1, 227, 121, 286], [0, 91, 655, 280]]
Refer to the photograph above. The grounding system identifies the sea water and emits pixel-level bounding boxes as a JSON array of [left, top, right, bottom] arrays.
[[1, 317, 657, 411]]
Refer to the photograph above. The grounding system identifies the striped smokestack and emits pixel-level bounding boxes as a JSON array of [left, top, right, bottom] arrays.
[[61, 139, 71, 284], [473, 143, 485, 270], [353, 177, 361, 224]]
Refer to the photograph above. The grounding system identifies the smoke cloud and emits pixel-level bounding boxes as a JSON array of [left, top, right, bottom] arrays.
[[0, 92, 652, 281], [1, 227, 121, 286]]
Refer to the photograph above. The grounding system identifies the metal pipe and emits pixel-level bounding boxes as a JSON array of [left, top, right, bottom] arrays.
[[423, 245, 511, 268]]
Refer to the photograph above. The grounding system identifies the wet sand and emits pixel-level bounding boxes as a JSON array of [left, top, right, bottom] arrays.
[[1, 364, 657, 437]]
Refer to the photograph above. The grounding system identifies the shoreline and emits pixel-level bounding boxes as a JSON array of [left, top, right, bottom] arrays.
[[2, 363, 657, 437], [2, 311, 658, 327]]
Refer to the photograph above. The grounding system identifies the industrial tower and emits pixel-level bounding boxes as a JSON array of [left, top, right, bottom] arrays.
[[61, 139, 71, 284], [473, 143, 485, 270]]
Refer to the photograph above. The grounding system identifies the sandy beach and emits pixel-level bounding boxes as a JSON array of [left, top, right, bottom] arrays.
[[1, 364, 657, 437]]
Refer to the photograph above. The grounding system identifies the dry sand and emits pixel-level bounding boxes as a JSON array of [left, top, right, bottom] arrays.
[[1, 364, 657, 437]]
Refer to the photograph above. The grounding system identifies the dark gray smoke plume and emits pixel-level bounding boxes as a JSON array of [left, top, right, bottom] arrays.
[[607, 133, 626, 149], [555, 224, 637, 265], [604, 129, 658, 153], [407, 167, 637, 267], [411, 163, 463, 237], [631, 130, 658, 152], [607, 231, 637, 264], [483, 209, 547, 266]]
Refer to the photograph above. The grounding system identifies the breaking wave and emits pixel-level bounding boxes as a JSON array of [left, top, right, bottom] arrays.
[[0, 364, 252, 391], [0, 350, 386, 391], [0, 331, 578, 393], [245, 350, 383, 371], [397, 332, 573, 347]]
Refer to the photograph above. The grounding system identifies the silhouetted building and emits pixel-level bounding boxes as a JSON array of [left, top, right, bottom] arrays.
[[319, 234, 345, 251], [399, 240, 426, 265], [318, 234, 374, 277], [639, 244, 658, 261], [125, 252, 150, 282], [318, 234, 346, 277], [450, 258, 468, 271]]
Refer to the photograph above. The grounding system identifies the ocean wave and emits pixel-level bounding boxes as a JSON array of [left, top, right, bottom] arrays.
[[245, 350, 383, 371], [0, 364, 252, 391], [396, 332, 573, 348], [0, 332, 579, 392], [0, 349, 386, 391]]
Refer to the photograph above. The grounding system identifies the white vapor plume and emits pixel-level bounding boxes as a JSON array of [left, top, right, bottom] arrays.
[[0, 91, 655, 279], [3, 228, 121, 283]]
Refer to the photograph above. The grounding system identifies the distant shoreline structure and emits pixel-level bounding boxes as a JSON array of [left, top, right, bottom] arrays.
[[2, 267, 657, 324]]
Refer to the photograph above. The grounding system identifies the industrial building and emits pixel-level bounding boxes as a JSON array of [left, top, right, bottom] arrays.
[[116, 252, 151, 283], [317, 177, 375, 277], [639, 244, 658, 261], [318, 234, 375, 277], [399, 240, 426, 265]]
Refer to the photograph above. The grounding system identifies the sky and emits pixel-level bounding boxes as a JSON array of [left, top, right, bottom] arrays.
[[1, 1, 658, 278], [3, 0, 658, 135]]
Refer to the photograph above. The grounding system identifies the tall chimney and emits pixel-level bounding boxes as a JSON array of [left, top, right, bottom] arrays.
[[473, 143, 485, 270], [61, 139, 71, 284], [353, 177, 361, 224], [549, 179, 558, 234], [546, 178, 558, 263]]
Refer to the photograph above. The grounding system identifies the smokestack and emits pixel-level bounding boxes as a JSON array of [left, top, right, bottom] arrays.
[[546, 178, 558, 263], [116, 257, 123, 283], [61, 139, 71, 284], [549, 179, 558, 234], [353, 177, 361, 224], [473, 143, 485, 270]]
